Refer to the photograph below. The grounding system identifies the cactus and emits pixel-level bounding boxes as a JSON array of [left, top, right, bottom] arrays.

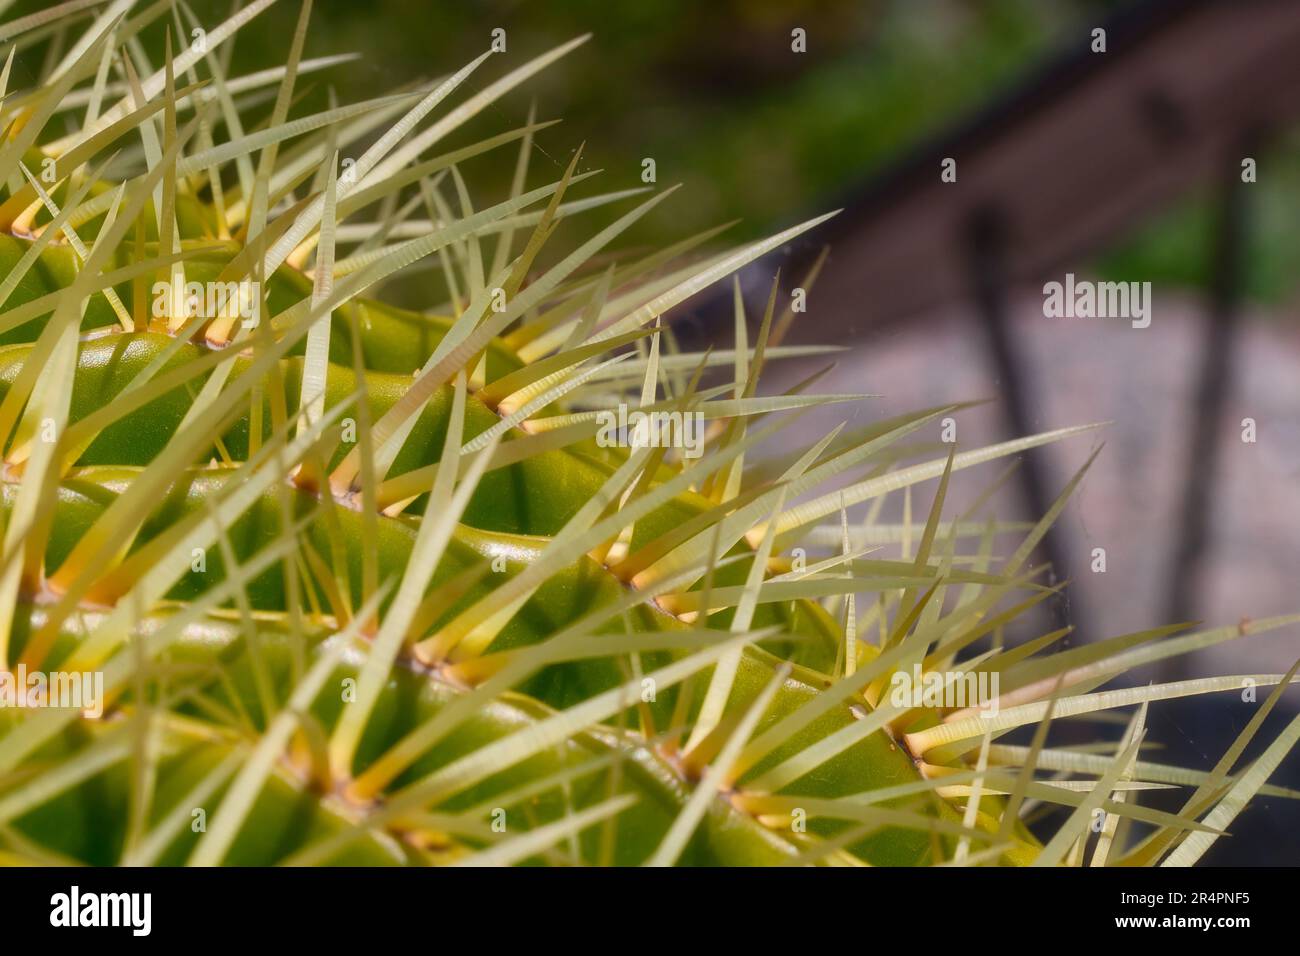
[[0, 1, 1295, 868]]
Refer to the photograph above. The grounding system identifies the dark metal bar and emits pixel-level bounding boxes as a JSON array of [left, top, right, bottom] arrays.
[[1162, 134, 1259, 664], [965, 205, 1084, 641]]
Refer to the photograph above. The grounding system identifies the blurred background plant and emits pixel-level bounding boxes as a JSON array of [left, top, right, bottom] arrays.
[[14, 0, 1296, 296], [159, 0, 1300, 298]]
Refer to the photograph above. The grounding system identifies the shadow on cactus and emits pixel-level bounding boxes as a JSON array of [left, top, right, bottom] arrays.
[[0, 0, 1296, 867]]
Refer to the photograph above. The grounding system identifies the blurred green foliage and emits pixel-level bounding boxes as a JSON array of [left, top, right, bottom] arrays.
[[1096, 133, 1300, 304], [10, 0, 1297, 305]]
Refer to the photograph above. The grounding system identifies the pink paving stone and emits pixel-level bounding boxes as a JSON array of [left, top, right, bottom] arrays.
[[759, 284, 1300, 675]]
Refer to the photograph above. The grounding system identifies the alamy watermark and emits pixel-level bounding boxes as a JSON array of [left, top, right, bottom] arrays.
[[50, 886, 150, 936], [1043, 273, 1151, 329], [595, 403, 705, 458], [152, 279, 262, 327], [888, 665, 1000, 716], [0, 665, 104, 718]]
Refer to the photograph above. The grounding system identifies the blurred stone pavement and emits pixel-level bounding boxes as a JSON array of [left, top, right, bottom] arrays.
[[762, 286, 1300, 675]]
